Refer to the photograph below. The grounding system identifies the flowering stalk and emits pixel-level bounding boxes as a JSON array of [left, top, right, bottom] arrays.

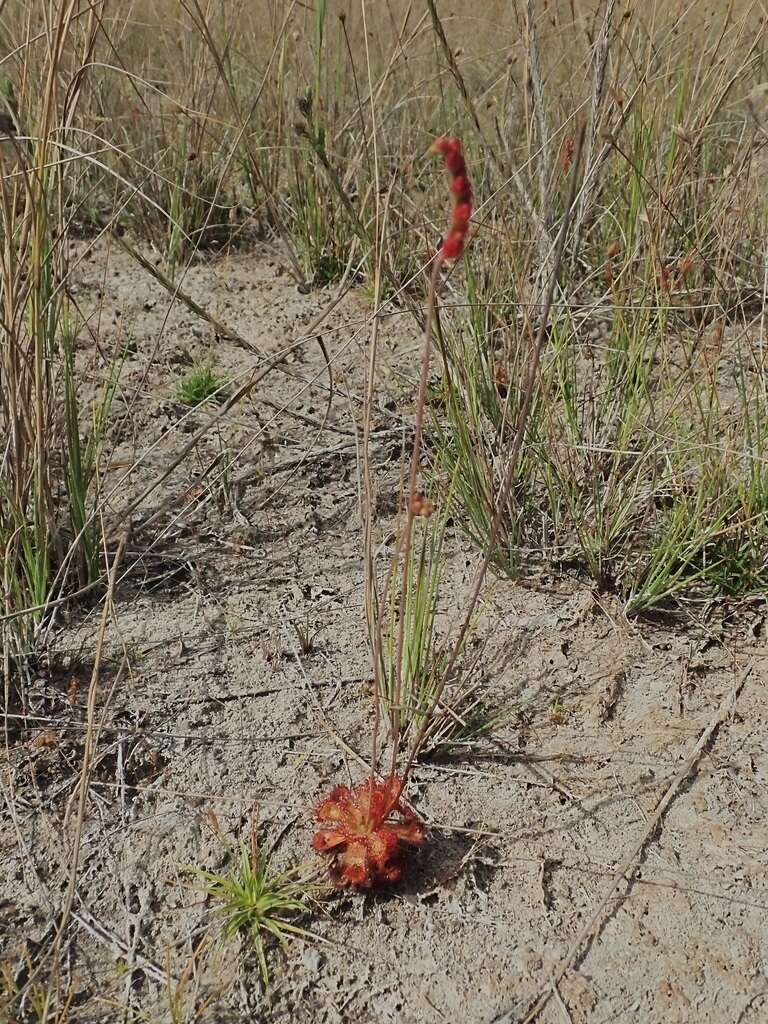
[[390, 136, 473, 767], [432, 136, 473, 260], [313, 136, 473, 890], [399, 125, 586, 790]]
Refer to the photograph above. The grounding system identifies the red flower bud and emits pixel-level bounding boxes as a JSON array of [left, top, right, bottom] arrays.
[[444, 149, 465, 175], [442, 233, 464, 260], [451, 175, 472, 202], [452, 202, 472, 229], [433, 135, 473, 262]]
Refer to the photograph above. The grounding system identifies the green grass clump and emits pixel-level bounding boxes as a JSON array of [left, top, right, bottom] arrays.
[[193, 840, 319, 995], [175, 365, 229, 407], [382, 508, 451, 745]]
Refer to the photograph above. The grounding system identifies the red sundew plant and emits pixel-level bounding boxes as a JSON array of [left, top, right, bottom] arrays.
[[312, 776, 425, 889], [313, 137, 473, 891]]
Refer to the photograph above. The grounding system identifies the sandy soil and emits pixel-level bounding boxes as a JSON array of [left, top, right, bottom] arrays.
[[3, 240, 768, 1024]]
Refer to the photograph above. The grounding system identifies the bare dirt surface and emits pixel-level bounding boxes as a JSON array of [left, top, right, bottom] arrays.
[[4, 242, 768, 1023]]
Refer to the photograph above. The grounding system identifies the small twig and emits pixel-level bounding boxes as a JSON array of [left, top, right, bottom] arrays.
[[71, 903, 170, 985], [551, 976, 575, 1024], [229, 427, 403, 491], [283, 612, 369, 772], [116, 236, 261, 355], [119, 283, 344, 532]]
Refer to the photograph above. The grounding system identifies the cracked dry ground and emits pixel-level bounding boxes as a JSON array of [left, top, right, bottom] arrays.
[[3, 240, 768, 1024]]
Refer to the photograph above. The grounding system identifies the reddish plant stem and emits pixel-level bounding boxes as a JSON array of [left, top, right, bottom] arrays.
[[400, 126, 586, 786]]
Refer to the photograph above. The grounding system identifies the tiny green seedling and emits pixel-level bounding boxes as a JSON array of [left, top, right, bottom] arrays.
[[191, 830, 320, 995], [293, 614, 321, 656], [549, 698, 569, 726], [175, 364, 228, 407]]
